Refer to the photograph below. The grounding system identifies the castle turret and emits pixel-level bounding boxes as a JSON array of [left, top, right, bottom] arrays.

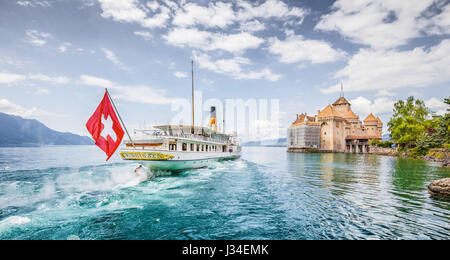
[[364, 113, 379, 137], [332, 97, 351, 116]]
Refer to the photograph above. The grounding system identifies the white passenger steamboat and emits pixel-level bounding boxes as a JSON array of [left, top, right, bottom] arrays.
[[118, 61, 241, 171], [120, 123, 241, 171]]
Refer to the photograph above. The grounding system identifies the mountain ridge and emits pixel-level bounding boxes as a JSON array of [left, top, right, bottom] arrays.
[[0, 112, 93, 147]]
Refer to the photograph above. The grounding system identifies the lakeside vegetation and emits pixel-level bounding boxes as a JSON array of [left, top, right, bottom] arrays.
[[382, 96, 449, 158]]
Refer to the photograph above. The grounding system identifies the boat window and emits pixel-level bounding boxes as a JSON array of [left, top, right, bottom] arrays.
[[182, 143, 187, 151], [206, 145, 208, 152], [201, 145, 204, 151], [190, 143, 194, 151], [196, 144, 199, 152]]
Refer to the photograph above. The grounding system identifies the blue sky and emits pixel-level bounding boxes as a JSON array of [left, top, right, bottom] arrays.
[[0, 0, 450, 141]]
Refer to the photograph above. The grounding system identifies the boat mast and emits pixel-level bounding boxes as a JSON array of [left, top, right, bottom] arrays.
[[191, 60, 194, 134]]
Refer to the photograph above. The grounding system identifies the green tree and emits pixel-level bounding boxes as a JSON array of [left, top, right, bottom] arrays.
[[388, 96, 433, 148], [432, 96, 450, 145], [415, 132, 433, 155]]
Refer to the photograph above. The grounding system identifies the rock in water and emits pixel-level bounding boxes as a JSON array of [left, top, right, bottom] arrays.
[[428, 178, 450, 198]]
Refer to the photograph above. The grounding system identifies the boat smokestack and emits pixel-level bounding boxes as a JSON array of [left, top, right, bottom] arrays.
[[210, 106, 217, 131]]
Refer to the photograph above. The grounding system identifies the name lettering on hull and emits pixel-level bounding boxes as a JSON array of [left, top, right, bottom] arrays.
[[120, 152, 175, 160]]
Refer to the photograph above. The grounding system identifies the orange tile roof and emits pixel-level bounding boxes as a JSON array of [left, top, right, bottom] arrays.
[[376, 116, 382, 124], [291, 114, 315, 126], [333, 97, 350, 105], [318, 105, 342, 118], [343, 109, 358, 119], [364, 113, 377, 122]]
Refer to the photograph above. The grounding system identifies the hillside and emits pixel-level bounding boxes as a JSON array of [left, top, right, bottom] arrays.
[[0, 112, 93, 147]]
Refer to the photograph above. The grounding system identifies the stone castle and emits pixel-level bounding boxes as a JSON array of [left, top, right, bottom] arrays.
[[287, 94, 382, 153]]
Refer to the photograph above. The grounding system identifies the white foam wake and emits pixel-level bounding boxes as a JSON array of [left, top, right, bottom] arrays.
[[0, 216, 31, 226]]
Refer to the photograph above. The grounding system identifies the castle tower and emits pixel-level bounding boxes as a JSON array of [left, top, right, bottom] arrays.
[[364, 113, 379, 137], [343, 109, 359, 136], [332, 82, 351, 115], [318, 105, 345, 152]]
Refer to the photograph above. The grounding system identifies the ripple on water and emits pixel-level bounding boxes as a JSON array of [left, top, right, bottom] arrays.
[[0, 146, 449, 239]]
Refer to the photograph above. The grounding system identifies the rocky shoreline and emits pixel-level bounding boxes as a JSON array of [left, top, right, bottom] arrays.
[[368, 146, 450, 167]]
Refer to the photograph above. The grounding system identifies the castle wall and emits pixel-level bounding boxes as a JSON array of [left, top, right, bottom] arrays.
[[333, 119, 345, 152], [320, 120, 334, 151]]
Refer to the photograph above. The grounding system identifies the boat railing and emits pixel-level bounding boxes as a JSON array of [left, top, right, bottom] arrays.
[[132, 129, 231, 144]]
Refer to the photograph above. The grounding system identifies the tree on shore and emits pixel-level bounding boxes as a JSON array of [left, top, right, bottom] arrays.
[[388, 96, 436, 148], [432, 97, 450, 145]]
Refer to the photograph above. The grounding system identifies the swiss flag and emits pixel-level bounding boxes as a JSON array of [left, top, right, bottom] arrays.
[[86, 90, 124, 161]]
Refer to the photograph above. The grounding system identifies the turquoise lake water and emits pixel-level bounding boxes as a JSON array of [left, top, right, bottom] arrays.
[[0, 146, 449, 240]]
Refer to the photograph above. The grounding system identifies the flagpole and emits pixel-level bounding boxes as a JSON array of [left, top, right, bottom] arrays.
[[191, 59, 194, 134], [105, 88, 135, 149]]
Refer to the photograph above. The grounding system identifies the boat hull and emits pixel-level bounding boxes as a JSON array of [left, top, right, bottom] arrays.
[[120, 149, 240, 171]]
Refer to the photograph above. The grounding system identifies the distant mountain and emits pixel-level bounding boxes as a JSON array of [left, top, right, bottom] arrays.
[[0, 112, 93, 147], [243, 138, 287, 147]]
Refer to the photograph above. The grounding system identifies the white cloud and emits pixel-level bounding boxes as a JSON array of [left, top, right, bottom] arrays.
[[0, 72, 26, 84], [349, 96, 396, 117], [425, 97, 447, 115], [0, 98, 54, 118], [28, 73, 70, 84], [17, 1, 50, 8], [98, 0, 171, 28], [236, 0, 308, 22], [172, 1, 235, 29], [315, 0, 449, 50], [164, 28, 264, 54], [268, 34, 346, 64], [57, 42, 71, 53], [428, 3, 450, 35], [212, 32, 264, 54], [134, 31, 153, 41], [239, 20, 266, 32], [100, 48, 131, 71], [321, 39, 450, 94], [26, 30, 51, 46], [80, 75, 183, 105], [0, 72, 69, 85], [171, 0, 307, 30], [174, 71, 187, 78], [193, 51, 281, 82], [163, 28, 212, 50]]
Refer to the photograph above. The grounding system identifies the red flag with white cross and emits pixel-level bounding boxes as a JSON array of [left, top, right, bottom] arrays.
[[86, 89, 124, 161]]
